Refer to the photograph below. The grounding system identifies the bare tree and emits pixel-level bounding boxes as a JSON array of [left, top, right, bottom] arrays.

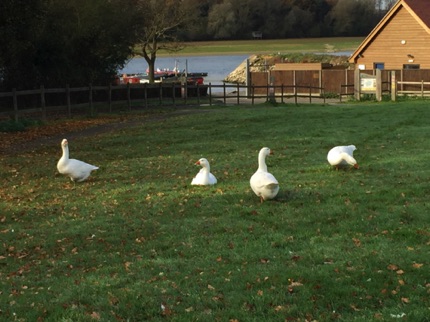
[[135, 0, 196, 83]]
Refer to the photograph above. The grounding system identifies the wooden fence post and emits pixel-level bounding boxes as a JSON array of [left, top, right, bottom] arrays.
[[89, 84, 94, 116], [197, 83, 201, 105], [209, 83, 212, 106], [236, 83, 240, 105], [127, 83, 131, 110], [172, 83, 176, 107], [223, 83, 226, 105], [143, 83, 148, 109], [183, 81, 188, 105], [66, 84, 71, 118], [13, 88, 18, 122], [391, 71, 396, 101], [251, 84, 255, 105], [281, 84, 284, 104], [376, 69, 382, 102], [108, 83, 112, 113], [294, 85, 298, 105], [40, 85, 47, 121], [354, 69, 361, 101]]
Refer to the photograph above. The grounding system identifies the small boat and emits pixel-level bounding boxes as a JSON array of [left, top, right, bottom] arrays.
[[117, 60, 208, 85]]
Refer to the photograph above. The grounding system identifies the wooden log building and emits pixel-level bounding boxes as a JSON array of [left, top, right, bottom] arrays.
[[349, 0, 430, 70]]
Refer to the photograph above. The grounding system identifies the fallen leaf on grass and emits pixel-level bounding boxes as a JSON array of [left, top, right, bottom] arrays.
[[350, 304, 360, 311], [401, 297, 410, 304], [124, 262, 132, 271], [161, 303, 172, 316], [412, 262, 423, 268], [352, 238, 361, 247], [90, 311, 101, 320], [387, 264, 398, 271]]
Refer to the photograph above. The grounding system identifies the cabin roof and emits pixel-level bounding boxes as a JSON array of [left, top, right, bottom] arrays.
[[349, 0, 430, 62]]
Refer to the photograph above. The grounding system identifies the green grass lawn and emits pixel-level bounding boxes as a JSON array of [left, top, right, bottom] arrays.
[[156, 37, 363, 56], [1, 99, 429, 321]]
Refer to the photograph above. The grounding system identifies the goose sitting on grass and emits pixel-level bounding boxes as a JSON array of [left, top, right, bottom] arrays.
[[250, 147, 279, 202], [327, 145, 359, 169], [191, 158, 217, 185], [57, 139, 99, 182]]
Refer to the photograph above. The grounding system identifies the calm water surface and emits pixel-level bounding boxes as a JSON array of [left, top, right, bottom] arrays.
[[119, 55, 250, 85]]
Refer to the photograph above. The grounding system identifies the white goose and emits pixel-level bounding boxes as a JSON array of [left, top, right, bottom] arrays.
[[57, 139, 99, 182], [250, 147, 279, 202], [327, 145, 359, 169], [191, 158, 217, 185]]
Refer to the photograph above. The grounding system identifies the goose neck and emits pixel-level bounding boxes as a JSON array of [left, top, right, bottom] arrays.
[[62, 145, 69, 160], [258, 153, 268, 172]]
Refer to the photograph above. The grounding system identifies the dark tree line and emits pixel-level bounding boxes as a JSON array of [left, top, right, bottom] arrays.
[[0, 0, 142, 91], [0, 0, 396, 91], [191, 0, 395, 40]]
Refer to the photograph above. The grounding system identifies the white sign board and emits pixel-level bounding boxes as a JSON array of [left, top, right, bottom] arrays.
[[360, 74, 377, 93]]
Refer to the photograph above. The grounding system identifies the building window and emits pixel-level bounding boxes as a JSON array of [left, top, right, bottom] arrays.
[[374, 62, 384, 70], [403, 64, 420, 69]]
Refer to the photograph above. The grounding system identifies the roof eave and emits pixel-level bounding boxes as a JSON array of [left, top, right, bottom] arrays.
[[348, 0, 403, 63]]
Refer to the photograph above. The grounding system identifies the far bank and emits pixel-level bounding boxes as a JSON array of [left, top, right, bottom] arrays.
[[149, 37, 364, 57]]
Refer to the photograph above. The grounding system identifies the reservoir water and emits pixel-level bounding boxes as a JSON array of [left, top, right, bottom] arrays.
[[119, 54, 250, 86], [119, 51, 352, 87]]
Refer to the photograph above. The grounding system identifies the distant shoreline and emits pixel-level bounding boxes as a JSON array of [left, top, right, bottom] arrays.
[[138, 37, 362, 57]]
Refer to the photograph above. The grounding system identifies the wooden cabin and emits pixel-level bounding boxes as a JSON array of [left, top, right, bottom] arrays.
[[349, 0, 430, 70]]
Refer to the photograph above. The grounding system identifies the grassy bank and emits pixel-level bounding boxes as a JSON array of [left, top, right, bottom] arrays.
[[1, 100, 429, 321], [156, 37, 364, 56]]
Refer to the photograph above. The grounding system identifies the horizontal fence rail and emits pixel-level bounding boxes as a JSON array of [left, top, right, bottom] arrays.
[[396, 80, 430, 97], [0, 83, 328, 122]]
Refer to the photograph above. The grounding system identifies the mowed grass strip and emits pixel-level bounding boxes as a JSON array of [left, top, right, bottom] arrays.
[[156, 37, 364, 56], [1, 100, 429, 321]]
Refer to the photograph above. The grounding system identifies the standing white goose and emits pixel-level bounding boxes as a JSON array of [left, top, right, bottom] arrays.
[[191, 158, 217, 185], [57, 139, 99, 182], [250, 147, 279, 202], [327, 145, 359, 169]]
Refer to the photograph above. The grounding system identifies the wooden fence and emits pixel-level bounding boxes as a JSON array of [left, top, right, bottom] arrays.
[[250, 68, 430, 99], [0, 82, 328, 122], [396, 81, 430, 97], [2, 69, 430, 122]]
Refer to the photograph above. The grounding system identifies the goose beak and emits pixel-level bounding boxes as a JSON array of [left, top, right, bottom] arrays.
[[270, 150, 274, 155], [195, 160, 201, 165], [354, 164, 359, 169]]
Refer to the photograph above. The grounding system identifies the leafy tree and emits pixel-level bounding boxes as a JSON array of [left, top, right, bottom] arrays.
[[326, 0, 379, 36], [207, 1, 236, 39], [0, 0, 45, 90], [0, 0, 140, 90], [134, 0, 197, 83]]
